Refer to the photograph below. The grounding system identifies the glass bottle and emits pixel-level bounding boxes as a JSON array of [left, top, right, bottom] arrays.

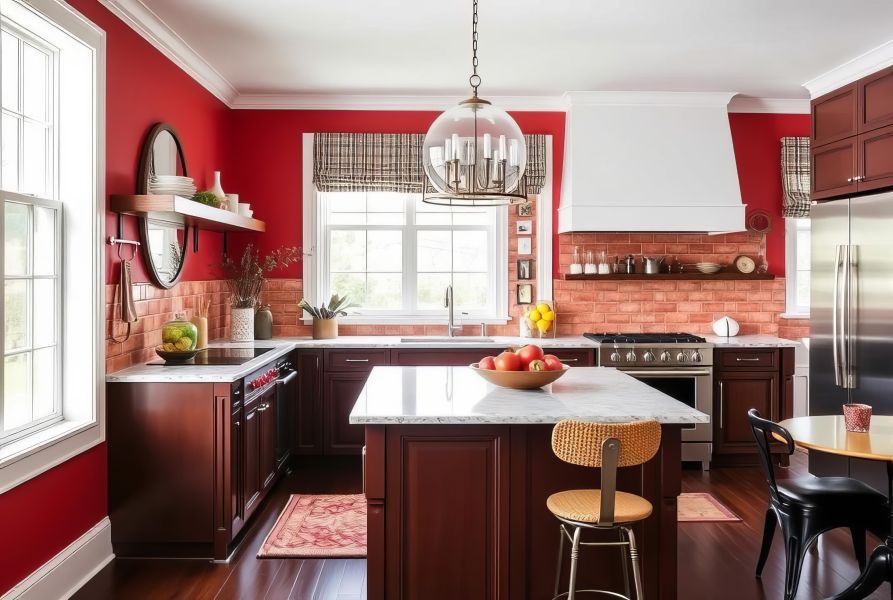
[[570, 246, 583, 275]]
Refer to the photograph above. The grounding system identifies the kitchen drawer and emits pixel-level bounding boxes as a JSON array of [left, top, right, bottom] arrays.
[[390, 348, 487, 366], [325, 349, 389, 372], [542, 348, 595, 366], [717, 349, 777, 370]]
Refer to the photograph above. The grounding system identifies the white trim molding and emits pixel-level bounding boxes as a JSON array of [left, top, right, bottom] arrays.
[[232, 93, 566, 112], [727, 96, 810, 114], [96, 0, 238, 104], [803, 39, 893, 99], [1, 517, 113, 600]]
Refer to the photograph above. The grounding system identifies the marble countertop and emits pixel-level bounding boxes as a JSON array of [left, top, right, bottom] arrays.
[[703, 334, 800, 348], [349, 366, 709, 425]]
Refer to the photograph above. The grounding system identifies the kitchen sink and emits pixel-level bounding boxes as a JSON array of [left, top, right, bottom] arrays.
[[399, 336, 495, 343]]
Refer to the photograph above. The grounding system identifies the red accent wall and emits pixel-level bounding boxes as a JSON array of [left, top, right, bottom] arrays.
[[728, 113, 811, 276], [224, 110, 566, 277], [0, 0, 229, 594]]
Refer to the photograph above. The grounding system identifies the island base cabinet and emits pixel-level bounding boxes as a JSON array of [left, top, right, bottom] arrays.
[[366, 424, 681, 600]]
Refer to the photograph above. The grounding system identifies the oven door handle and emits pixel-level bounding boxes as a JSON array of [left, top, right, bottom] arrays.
[[619, 370, 711, 377]]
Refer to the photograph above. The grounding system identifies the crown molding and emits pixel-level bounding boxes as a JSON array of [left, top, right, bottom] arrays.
[[96, 0, 238, 105], [563, 91, 737, 108], [229, 93, 566, 111], [727, 96, 810, 114], [803, 39, 893, 98]]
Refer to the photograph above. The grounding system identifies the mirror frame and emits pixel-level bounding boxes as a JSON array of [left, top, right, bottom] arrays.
[[136, 123, 191, 289]]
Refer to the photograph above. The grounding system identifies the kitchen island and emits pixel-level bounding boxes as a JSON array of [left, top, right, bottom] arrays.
[[351, 366, 708, 600]]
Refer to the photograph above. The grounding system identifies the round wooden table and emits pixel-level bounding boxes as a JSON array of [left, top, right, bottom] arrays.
[[779, 415, 893, 600]]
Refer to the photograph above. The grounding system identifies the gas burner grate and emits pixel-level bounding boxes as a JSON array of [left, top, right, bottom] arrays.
[[583, 332, 707, 344]]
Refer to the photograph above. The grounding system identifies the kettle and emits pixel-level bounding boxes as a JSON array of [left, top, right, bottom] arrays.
[[642, 256, 664, 274]]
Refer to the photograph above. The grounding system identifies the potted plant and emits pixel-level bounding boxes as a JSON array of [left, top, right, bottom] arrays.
[[222, 244, 301, 341], [299, 294, 352, 340]]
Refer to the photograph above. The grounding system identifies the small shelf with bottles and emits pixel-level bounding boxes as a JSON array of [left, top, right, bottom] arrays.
[[563, 272, 775, 281]]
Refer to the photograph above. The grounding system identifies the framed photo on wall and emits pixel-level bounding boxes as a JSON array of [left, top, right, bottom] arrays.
[[517, 283, 533, 305], [516, 220, 532, 235], [518, 259, 533, 280]]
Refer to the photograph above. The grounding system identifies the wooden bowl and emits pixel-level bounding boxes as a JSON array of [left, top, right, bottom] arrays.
[[155, 346, 199, 362], [469, 363, 569, 390]]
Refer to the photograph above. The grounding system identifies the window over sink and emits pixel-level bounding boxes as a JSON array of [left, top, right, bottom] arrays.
[[310, 191, 508, 323]]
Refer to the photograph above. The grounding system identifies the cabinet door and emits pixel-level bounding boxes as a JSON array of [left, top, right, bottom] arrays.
[[812, 83, 858, 146], [259, 388, 277, 491], [294, 350, 324, 455], [230, 407, 245, 537], [714, 371, 777, 455], [859, 64, 893, 133], [811, 137, 858, 201], [857, 124, 893, 193], [242, 401, 261, 518], [324, 371, 369, 455]]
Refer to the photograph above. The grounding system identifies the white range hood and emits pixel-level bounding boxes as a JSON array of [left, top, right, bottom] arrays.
[[558, 92, 745, 233]]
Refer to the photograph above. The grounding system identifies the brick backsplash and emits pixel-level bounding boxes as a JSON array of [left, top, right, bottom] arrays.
[[105, 280, 230, 373], [778, 317, 810, 341]]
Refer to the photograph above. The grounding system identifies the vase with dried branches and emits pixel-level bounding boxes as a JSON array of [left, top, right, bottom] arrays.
[[222, 244, 302, 341]]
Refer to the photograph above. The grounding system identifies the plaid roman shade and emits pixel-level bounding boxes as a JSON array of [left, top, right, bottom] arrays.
[[313, 132, 549, 195], [313, 133, 426, 193], [781, 137, 811, 218]]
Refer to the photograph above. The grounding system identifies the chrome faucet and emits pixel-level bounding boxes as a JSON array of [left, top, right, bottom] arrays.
[[444, 285, 462, 337]]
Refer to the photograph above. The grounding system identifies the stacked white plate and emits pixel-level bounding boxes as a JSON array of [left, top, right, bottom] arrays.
[[695, 262, 722, 274], [148, 175, 196, 197]]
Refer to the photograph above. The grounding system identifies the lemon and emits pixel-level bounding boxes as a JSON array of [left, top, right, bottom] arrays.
[[528, 309, 541, 322], [542, 310, 555, 321], [536, 319, 552, 333], [536, 303, 551, 315]]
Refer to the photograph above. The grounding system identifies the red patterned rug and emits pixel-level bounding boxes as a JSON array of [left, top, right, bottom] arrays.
[[258, 494, 367, 558]]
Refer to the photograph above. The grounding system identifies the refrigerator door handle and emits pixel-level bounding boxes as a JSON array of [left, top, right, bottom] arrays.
[[845, 245, 858, 389], [833, 244, 845, 388]]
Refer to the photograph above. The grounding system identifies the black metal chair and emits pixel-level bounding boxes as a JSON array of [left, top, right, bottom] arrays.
[[748, 409, 888, 600]]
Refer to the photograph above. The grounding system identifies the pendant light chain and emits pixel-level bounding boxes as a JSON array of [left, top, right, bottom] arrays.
[[469, 0, 481, 96]]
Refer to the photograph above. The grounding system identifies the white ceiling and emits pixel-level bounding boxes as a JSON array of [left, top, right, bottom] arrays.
[[140, 0, 893, 99]]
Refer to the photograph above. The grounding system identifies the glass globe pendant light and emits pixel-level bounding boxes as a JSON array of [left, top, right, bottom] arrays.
[[422, 0, 527, 206]]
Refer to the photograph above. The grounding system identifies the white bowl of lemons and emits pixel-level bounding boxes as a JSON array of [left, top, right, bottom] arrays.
[[523, 302, 556, 337]]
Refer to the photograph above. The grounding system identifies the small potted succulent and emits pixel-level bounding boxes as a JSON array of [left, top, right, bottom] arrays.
[[299, 294, 352, 340], [222, 244, 301, 341]]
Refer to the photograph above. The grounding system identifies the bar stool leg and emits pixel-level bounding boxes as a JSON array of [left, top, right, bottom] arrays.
[[626, 526, 644, 600], [554, 525, 566, 598], [618, 527, 631, 599], [567, 526, 582, 600]]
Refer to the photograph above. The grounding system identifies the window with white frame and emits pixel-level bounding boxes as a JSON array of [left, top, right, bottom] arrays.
[[785, 217, 810, 316], [0, 0, 103, 489], [315, 191, 508, 321]]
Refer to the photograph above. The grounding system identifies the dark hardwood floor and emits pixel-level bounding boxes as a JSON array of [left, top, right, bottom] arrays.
[[75, 452, 890, 599]]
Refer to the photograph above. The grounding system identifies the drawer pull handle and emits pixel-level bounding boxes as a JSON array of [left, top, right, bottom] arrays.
[[736, 357, 762, 362], [559, 358, 579, 363], [345, 358, 370, 363], [257, 403, 269, 412]]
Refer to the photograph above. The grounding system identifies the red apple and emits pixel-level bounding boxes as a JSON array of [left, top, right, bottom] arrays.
[[542, 354, 563, 371], [528, 359, 546, 372], [494, 351, 522, 371], [516, 344, 545, 370], [478, 356, 496, 370]]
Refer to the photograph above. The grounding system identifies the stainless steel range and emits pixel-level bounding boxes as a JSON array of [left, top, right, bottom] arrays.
[[583, 333, 714, 470]]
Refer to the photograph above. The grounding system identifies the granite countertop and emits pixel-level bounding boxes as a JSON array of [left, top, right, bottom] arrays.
[[348, 365, 709, 425], [105, 334, 800, 383]]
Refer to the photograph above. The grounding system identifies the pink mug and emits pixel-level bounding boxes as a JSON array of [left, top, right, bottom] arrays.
[[843, 403, 872, 433]]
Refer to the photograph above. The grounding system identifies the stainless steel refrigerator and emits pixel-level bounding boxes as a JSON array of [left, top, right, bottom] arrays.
[[809, 191, 893, 488]]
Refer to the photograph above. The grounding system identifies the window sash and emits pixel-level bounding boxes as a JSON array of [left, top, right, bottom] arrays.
[[1, 190, 63, 444], [318, 192, 506, 319], [785, 217, 810, 316]]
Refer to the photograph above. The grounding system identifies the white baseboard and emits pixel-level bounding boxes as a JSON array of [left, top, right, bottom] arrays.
[[2, 517, 114, 600]]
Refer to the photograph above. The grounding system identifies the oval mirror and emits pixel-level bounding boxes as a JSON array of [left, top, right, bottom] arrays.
[[136, 124, 190, 288]]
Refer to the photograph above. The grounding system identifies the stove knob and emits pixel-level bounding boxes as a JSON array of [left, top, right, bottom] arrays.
[[625, 350, 637, 362], [676, 352, 688, 363], [660, 351, 671, 362], [610, 351, 621, 362], [691, 350, 702, 363], [642, 351, 655, 363]]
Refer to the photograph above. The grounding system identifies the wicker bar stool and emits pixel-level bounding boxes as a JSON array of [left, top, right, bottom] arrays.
[[548, 419, 662, 600]]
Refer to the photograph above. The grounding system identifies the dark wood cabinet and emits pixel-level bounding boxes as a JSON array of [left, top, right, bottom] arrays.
[[258, 388, 278, 491], [324, 371, 370, 454], [712, 348, 794, 466], [294, 349, 324, 455], [230, 402, 245, 539], [812, 83, 859, 147], [859, 64, 893, 132], [242, 398, 262, 519], [812, 67, 893, 200]]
